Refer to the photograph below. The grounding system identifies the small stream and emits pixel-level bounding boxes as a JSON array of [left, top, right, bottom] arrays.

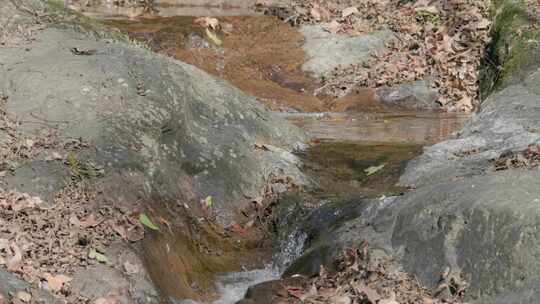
[[70, 2, 468, 303]]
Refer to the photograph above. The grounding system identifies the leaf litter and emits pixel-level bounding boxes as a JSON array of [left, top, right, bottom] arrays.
[[262, 0, 492, 112], [0, 183, 144, 302], [277, 243, 468, 304]]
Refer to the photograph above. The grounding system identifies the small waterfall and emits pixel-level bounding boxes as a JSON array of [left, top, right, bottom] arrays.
[[211, 266, 279, 304], [273, 228, 308, 271], [209, 227, 307, 304]]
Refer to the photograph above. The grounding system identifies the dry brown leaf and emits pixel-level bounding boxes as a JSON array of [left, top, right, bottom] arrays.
[[353, 282, 381, 302], [323, 20, 341, 33], [43, 273, 72, 292], [422, 297, 435, 304], [310, 5, 331, 22], [342, 7, 358, 18], [7, 242, 22, 272], [71, 214, 100, 228], [310, 7, 322, 21]]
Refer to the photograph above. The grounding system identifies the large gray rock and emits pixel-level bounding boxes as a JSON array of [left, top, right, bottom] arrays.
[[0, 1, 306, 302], [0, 0, 306, 224], [300, 25, 393, 78]]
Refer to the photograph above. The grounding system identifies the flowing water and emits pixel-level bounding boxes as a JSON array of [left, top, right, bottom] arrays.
[[211, 266, 280, 304], [70, 3, 469, 303]]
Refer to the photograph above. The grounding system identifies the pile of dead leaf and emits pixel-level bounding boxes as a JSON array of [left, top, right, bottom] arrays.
[[262, 0, 491, 112], [278, 244, 467, 304], [492, 145, 540, 171], [0, 184, 144, 302]]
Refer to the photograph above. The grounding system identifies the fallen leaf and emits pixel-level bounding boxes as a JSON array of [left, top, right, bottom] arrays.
[[139, 213, 159, 231], [88, 249, 109, 264], [43, 273, 72, 292], [364, 164, 386, 176], [342, 7, 358, 18], [310, 5, 330, 22], [287, 286, 305, 299], [310, 7, 321, 21], [353, 282, 381, 302], [422, 297, 435, 304], [323, 20, 341, 34], [70, 214, 100, 228], [204, 195, 213, 208], [7, 242, 22, 272], [205, 28, 222, 46]]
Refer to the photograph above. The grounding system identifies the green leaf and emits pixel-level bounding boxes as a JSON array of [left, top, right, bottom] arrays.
[[204, 196, 213, 208], [139, 213, 160, 231], [205, 28, 222, 46], [89, 249, 108, 263], [67, 152, 78, 169], [364, 164, 386, 176]]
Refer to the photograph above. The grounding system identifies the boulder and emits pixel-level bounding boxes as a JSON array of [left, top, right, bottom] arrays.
[[300, 25, 393, 78], [1, 0, 307, 302], [0, 0, 306, 224], [376, 78, 441, 110]]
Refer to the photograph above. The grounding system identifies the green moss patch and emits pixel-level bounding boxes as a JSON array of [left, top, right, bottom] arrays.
[[480, 0, 540, 96]]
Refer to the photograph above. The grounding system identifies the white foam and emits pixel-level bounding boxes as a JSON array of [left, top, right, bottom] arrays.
[[211, 265, 280, 304]]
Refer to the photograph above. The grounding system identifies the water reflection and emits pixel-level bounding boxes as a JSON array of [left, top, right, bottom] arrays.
[[283, 111, 468, 144]]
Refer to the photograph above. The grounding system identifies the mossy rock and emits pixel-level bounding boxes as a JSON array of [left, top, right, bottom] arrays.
[[480, 0, 540, 96]]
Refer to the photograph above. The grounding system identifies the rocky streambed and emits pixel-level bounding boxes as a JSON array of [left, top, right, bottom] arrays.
[[1, 0, 540, 304]]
